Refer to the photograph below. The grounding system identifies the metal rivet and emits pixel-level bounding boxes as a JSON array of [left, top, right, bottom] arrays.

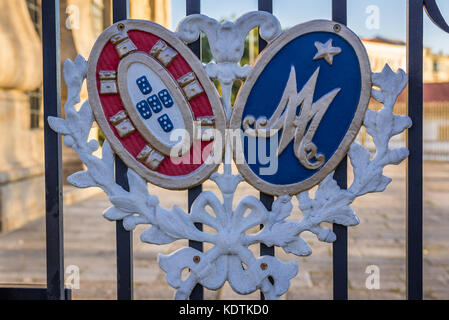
[[333, 24, 341, 32], [193, 256, 200, 263], [260, 263, 268, 270], [118, 23, 125, 31]]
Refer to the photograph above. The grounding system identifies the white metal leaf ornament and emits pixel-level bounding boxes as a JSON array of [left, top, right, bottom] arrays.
[[176, 11, 282, 118], [48, 13, 412, 300], [157, 171, 298, 299]]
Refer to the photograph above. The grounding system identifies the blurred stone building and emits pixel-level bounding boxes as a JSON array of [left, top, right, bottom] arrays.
[[362, 37, 449, 82], [358, 37, 449, 161], [0, 0, 170, 231]]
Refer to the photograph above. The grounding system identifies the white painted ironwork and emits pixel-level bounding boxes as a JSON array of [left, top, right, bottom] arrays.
[[48, 12, 411, 299], [176, 11, 282, 119]]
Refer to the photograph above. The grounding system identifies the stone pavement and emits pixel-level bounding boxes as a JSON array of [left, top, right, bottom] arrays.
[[0, 161, 447, 300]]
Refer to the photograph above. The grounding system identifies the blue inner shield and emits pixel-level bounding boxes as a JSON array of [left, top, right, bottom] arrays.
[[242, 31, 362, 185]]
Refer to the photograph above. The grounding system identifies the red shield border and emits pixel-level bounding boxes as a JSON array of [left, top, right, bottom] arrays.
[[87, 20, 226, 189]]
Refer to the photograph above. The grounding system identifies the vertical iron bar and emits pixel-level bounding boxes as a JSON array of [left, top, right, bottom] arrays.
[[113, 0, 133, 300], [186, 0, 203, 301], [406, 0, 423, 300], [188, 185, 203, 300], [42, 0, 64, 300], [258, 0, 273, 301], [332, 0, 348, 301]]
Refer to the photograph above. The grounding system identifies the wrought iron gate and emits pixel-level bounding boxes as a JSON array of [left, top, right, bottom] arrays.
[[0, 0, 448, 300]]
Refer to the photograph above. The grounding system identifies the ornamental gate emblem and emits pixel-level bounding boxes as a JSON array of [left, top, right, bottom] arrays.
[[49, 12, 411, 299], [87, 20, 226, 189], [230, 20, 371, 195]]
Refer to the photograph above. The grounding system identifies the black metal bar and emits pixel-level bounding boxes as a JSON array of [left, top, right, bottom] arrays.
[[332, 0, 347, 24], [188, 185, 203, 300], [186, 0, 201, 60], [257, 0, 272, 52], [258, 0, 273, 301], [259, 194, 274, 260], [0, 288, 71, 300], [332, 0, 348, 301], [259, 193, 273, 301], [332, 161, 348, 300], [115, 159, 133, 300], [258, 0, 273, 19], [113, 0, 133, 300], [186, 0, 201, 17], [64, 287, 72, 300], [113, 0, 129, 21], [406, 0, 423, 301], [424, 0, 449, 33], [186, 0, 203, 301], [42, 0, 65, 301]]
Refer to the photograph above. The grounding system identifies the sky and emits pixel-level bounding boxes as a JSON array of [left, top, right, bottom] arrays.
[[170, 0, 449, 54]]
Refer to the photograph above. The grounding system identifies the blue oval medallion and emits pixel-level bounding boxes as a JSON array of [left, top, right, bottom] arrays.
[[230, 20, 371, 196]]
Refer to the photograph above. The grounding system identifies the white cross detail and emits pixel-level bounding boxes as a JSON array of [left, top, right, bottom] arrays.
[[313, 39, 342, 66]]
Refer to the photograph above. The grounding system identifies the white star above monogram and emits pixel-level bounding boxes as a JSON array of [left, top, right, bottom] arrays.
[[313, 39, 342, 66]]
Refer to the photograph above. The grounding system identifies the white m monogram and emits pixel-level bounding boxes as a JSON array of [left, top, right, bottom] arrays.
[[243, 66, 340, 169]]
